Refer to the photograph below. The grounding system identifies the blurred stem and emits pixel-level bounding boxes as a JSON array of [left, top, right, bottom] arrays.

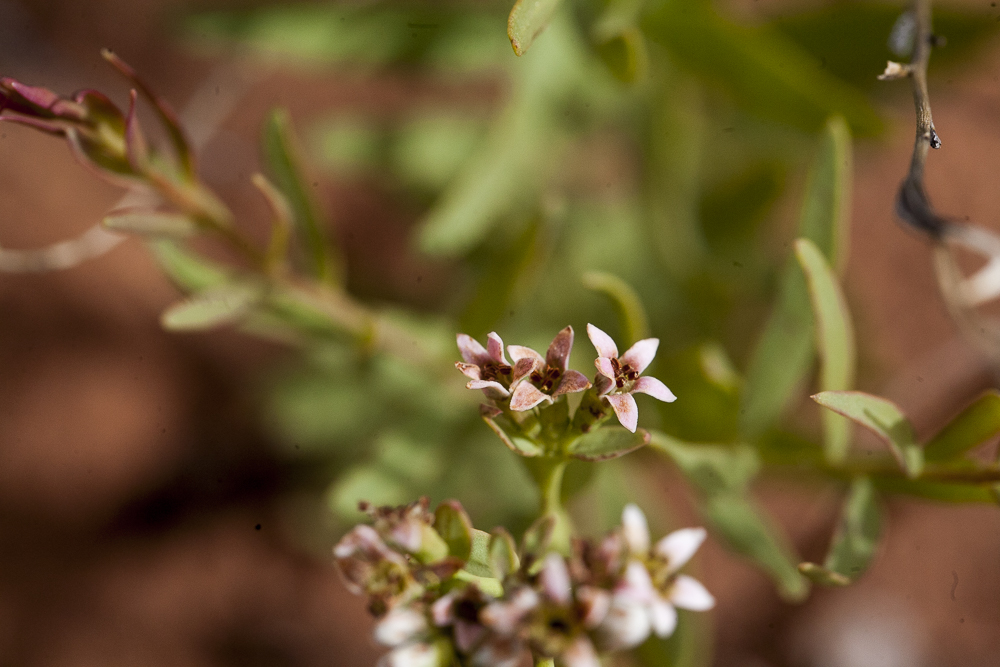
[[530, 457, 572, 554], [535, 659, 555, 667]]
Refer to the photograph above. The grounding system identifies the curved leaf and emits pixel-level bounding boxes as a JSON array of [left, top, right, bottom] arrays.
[[508, 0, 562, 56], [434, 500, 474, 561], [161, 282, 262, 331], [924, 390, 1000, 462], [567, 426, 649, 461], [800, 477, 880, 586], [581, 271, 651, 344]]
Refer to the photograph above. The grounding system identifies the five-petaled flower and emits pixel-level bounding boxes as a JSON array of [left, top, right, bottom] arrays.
[[456, 332, 515, 400], [586, 324, 676, 432], [597, 505, 714, 648], [507, 326, 592, 411]]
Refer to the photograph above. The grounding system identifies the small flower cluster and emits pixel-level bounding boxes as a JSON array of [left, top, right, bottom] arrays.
[[456, 325, 676, 433], [334, 499, 714, 667]]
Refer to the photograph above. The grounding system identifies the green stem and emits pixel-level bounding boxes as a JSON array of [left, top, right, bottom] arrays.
[[534, 658, 555, 667], [532, 457, 572, 554]]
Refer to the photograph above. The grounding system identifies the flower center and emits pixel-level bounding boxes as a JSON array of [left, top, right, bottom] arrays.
[[530, 366, 562, 393], [609, 357, 639, 391], [481, 361, 513, 383]]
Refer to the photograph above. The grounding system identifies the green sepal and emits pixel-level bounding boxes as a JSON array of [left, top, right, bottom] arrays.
[[566, 426, 649, 461], [434, 500, 474, 562]]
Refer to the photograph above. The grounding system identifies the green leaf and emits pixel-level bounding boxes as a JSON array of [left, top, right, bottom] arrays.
[[161, 282, 262, 331], [704, 493, 808, 601], [581, 271, 651, 344], [567, 426, 650, 461], [262, 108, 339, 283], [812, 391, 924, 477], [489, 528, 520, 579], [872, 477, 997, 504], [795, 238, 855, 463], [924, 390, 1000, 462], [104, 210, 199, 237], [482, 413, 544, 457], [650, 433, 759, 495], [740, 119, 853, 439], [149, 240, 229, 292], [463, 529, 495, 578], [520, 514, 555, 563], [434, 501, 474, 561], [800, 477, 880, 586], [507, 0, 562, 56], [642, 5, 882, 135]]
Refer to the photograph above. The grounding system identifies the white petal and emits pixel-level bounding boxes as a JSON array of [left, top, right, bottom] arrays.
[[507, 344, 544, 364], [562, 636, 600, 667], [375, 608, 428, 646], [539, 553, 572, 605], [379, 642, 442, 667], [466, 379, 510, 398], [617, 561, 655, 603], [597, 595, 651, 651], [669, 575, 715, 611], [509, 381, 551, 411], [455, 362, 482, 381], [430, 594, 455, 627], [649, 598, 678, 638], [595, 356, 616, 380], [654, 527, 707, 572], [620, 338, 659, 374], [605, 393, 638, 432], [486, 332, 509, 365], [553, 370, 591, 397], [587, 323, 619, 359], [457, 333, 489, 365], [621, 504, 650, 554], [632, 376, 677, 403], [577, 586, 612, 629]]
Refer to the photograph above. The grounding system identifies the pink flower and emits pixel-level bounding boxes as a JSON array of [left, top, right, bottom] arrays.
[[507, 326, 592, 411], [456, 332, 515, 399], [586, 324, 677, 432]]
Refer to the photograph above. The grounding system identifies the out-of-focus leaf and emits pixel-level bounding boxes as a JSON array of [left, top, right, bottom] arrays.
[[740, 118, 852, 439], [873, 477, 996, 503], [567, 426, 650, 461], [263, 108, 339, 283], [795, 238, 855, 463], [594, 27, 648, 83], [812, 391, 923, 477], [800, 477, 880, 586], [699, 162, 785, 256], [393, 115, 485, 190], [924, 390, 1000, 462], [311, 118, 383, 174], [773, 3, 1000, 91], [508, 0, 562, 56], [650, 433, 759, 494], [463, 529, 495, 578], [656, 346, 741, 443], [161, 282, 261, 331], [489, 528, 520, 579], [435, 501, 474, 561], [582, 271, 651, 344], [104, 210, 199, 237], [328, 466, 411, 519], [642, 4, 882, 135], [698, 343, 741, 393], [703, 493, 808, 600], [149, 240, 229, 292], [483, 413, 544, 457]]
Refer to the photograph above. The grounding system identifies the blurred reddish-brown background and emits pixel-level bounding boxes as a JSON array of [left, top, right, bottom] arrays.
[[1, 1, 999, 666]]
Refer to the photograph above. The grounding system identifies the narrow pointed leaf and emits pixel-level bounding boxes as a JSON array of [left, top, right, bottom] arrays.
[[812, 391, 923, 477], [795, 238, 855, 463], [507, 0, 562, 56], [924, 390, 1000, 462], [649, 433, 759, 494], [434, 501, 474, 562], [482, 414, 544, 457], [800, 477, 880, 586], [149, 240, 229, 292], [799, 117, 852, 271], [566, 426, 649, 461], [161, 282, 261, 331], [581, 271, 650, 344], [104, 210, 199, 238]]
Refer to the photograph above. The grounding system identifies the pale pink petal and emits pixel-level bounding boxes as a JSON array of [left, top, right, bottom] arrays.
[[486, 332, 509, 365], [546, 326, 574, 370], [457, 333, 490, 365], [620, 338, 659, 374], [455, 362, 482, 381], [431, 594, 455, 626], [654, 527, 707, 572], [467, 379, 510, 399], [374, 608, 427, 646], [507, 344, 544, 364], [577, 586, 612, 629], [379, 642, 441, 667], [509, 382, 551, 411], [617, 561, 656, 603], [633, 376, 676, 403], [594, 374, 614, 396], [480, 588, 538, 635], [539, 553, 572, 605], [597, 595, 651, 651], [669, 575, 715, 611], [587, 323, 619, 359], [605, 393, 638, 432], [649, 598, 678, 638], [552, 370, 591, 397], [511, 357, 538, 383], [595, 357, 617, 380], [562, 636, 600, 667], [470, 637, 524, 667], [454, 619, 487, 652], [621, 504, 650, 554]]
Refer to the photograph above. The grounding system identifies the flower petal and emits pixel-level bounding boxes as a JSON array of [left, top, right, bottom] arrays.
[[511, 357, 538, 383], [546, 326, 574, 371], [577, 586, 612, 629], [649, 598, 678, 638], [654, 527, 707, 572], [507, 345, 544, 365], [587, 323, 619, 359], [617, 561, 655, 603], [487, 332, 509, 365], [669, 574, 715, 611], [454, 619, 487, 652], [595, 357, 617, 381], [375, 608, 428, 646], [539, 553, 572, 605], [431, 594, 455, 626], [455, 362, 482, 381], [621, 504, 650, 554], [633, 376, 677, 403], [605, 392, 639, 432], [620, 338, 659, 374], [510, 382, 552, 411], [467, 379, 510, 399], [597, 595, 651, 652], [594, 374, 614, 396], [457, 333, 490, 366], [552, 370, 591, 397], [562, 636, 600, 667], [379, 641, 442, 667]]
